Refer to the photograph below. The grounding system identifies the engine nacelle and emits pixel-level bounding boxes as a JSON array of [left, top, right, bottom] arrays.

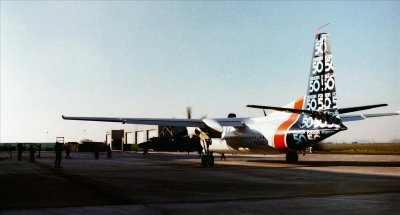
[[228, 113, 236, 118]]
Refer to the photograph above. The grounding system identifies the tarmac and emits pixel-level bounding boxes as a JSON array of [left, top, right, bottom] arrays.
[[1, 151, 400, 214]]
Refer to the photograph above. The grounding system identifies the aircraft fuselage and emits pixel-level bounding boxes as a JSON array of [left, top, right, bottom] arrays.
[[207, 113, 341, 155]]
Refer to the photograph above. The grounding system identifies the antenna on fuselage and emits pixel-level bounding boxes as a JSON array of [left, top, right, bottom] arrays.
[[315, 23, 330, 35]]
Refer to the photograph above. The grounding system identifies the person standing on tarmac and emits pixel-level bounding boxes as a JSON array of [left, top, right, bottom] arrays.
[[65, 143, 71, 159], [107, 144, 112, 159], [94, 144, 99, 159], [17, 143, 22, 161], [29, 145, 36, 162], [8, 144, 13, 159], [37, 144, 41, 158], [54, 142, 63, 168]]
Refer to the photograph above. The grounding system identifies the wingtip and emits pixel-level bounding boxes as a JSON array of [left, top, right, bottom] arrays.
[[247, 105, 258, 108], [375, 104, 388, 108]]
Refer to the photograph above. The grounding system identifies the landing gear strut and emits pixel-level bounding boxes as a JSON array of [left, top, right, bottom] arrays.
[[285, 151, 299, 163], [201, 139, 214, 166]]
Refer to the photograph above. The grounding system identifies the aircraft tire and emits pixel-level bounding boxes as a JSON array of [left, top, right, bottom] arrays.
[[201, 156, 207, 166], [286, 152, 299, 163], [201, 155, 214, 166]]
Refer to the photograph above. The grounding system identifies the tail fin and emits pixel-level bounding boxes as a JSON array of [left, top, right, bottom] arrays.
[[297, 33, 342, 130], [304, 33, 337, 112], [247, 32, 343, 150], [284, 33, 342, 150]]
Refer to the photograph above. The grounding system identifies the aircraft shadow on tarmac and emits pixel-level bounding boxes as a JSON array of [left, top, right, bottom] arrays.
[[248, 160, 400, 167]]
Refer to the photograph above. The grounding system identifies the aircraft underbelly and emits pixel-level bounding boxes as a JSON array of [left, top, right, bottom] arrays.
[[208, 138, 281, 154]]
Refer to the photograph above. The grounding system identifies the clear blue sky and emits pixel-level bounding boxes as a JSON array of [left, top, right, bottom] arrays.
[[1, 1, 399, 143]]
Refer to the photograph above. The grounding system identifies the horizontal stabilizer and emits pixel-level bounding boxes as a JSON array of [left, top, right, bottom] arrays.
[[247, 105, 312, 115], [338, 104, 387, 114], [246, 105, 340, 124], [341, 112, 400, 122]]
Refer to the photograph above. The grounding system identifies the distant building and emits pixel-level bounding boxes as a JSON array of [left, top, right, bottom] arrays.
[[106, 125, 160, 151]]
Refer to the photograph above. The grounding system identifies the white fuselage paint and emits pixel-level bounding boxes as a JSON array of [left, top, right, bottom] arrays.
[[206, 111, 294, 155]]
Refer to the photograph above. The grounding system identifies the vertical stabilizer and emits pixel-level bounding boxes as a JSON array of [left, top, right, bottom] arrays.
[[304, 33, 337, 111], [283, 33, 342, 150]]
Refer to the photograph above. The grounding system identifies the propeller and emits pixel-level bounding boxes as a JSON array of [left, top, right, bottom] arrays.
[[187, 106, 192, 119]]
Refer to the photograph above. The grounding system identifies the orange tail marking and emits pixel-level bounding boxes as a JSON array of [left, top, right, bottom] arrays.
[[274, 97, 305, 150]]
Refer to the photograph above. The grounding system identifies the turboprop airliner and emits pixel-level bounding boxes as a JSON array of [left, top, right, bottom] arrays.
[[63, 32, 399, 166]]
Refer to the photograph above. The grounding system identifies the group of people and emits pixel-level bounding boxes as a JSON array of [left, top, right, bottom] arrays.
[[9, 143, 112, 168], [13, 143, 40, 161], [9, 143, 71, 168]]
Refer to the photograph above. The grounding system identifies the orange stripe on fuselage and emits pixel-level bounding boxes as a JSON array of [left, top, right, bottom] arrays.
[[274, 97, 304, 151]]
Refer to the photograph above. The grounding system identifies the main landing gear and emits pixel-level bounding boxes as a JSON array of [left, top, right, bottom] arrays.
[[201, 154, 214, 166], [285, 151, 299, 163], [201, 139, 215, 166]]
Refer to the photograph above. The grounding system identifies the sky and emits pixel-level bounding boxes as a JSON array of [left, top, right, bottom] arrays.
[[1, 1, 399, 143]]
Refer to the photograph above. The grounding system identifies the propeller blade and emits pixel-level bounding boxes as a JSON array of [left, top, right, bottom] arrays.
[[187, 107, 192, 119]]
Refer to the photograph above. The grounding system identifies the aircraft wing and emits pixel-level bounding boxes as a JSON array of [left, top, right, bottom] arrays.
[[341, 112, 400, 122], [62, 115, 246, 128]]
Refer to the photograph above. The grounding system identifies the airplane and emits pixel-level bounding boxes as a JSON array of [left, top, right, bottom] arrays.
[[62, 32, 399, 166]]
